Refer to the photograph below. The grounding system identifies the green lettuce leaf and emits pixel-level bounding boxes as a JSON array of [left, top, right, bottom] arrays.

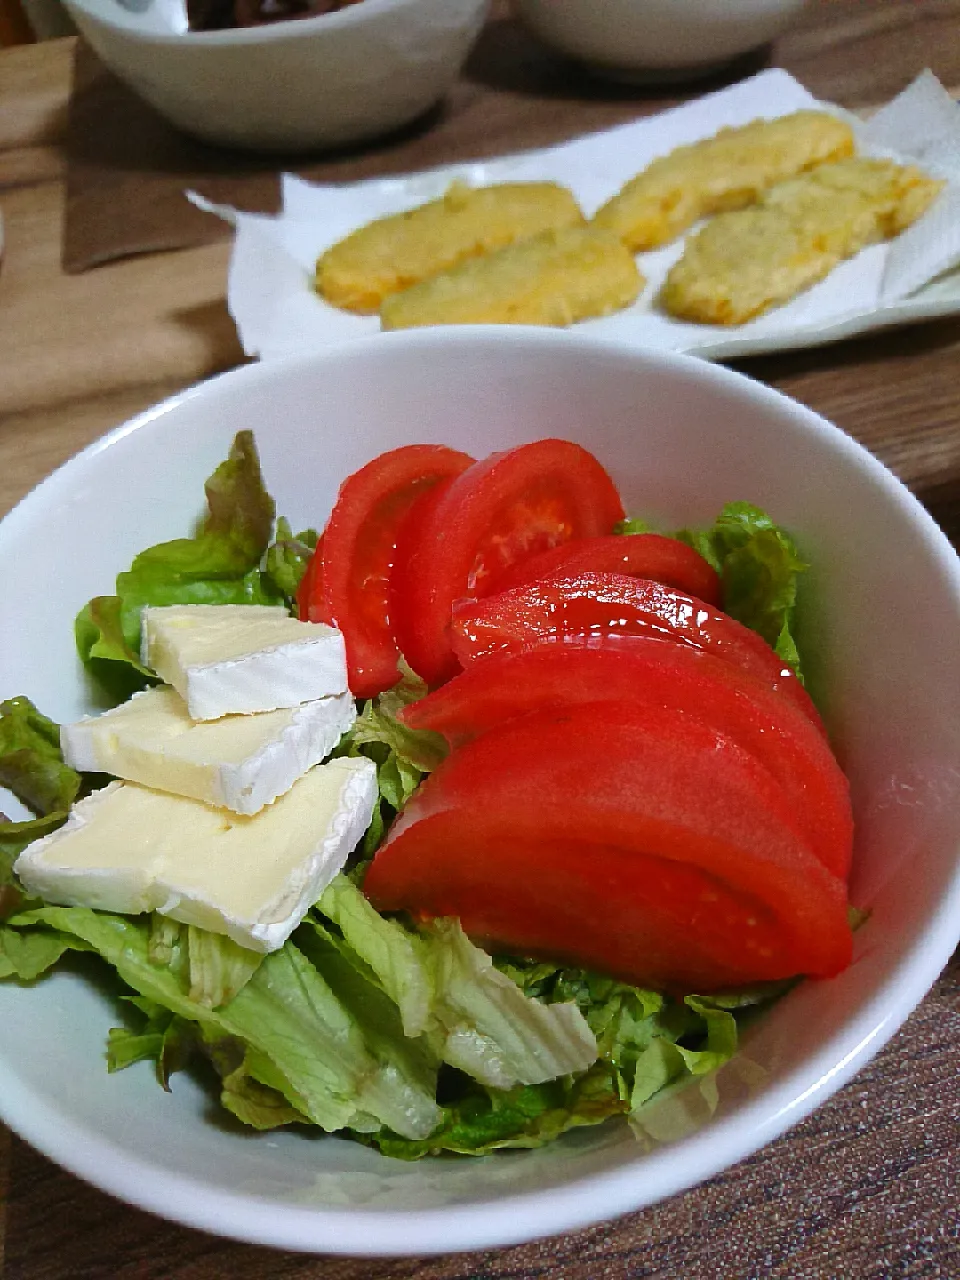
[[75, 431, 286, 694], [677, 502, 807, 677], [147, 914, 182, 967], [224, 931, 442, 1141], [318, 873, 431, 1037], [0, 699, 77, 913], [200, 1032, 307, 1129], [0, 922, 89, 981], [373, 1065, 626, 1159], [0, 701, 111, 922], [335, 664, 447, 857], [261, 518, 318, 605], [295, 918, 443, 1140], [107, 1025, 167, 1074], [423, 918, 597, 1090], [4, 905, 438, 1140], [613, 516, 650, 535], [316, 876, 597, 1091], [1, 812, 67, 895], [74, 596, 156, 700], [497, 960, 773, 1122], [0, 697, 81, 816], [349, 665, 447, 775], [107, 1004, 196, 1090], [186, 925, 263, 1009], [2, 888, 777, 1154]]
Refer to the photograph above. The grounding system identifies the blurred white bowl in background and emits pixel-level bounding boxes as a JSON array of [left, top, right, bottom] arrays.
[[61, 0, 490, 152], [514, 0, 809, 80]]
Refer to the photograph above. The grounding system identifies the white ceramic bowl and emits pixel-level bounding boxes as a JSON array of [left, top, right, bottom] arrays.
[[61, 0, 490, 151], [514, 0, 809, 80], [2, 329, 959, 1255]]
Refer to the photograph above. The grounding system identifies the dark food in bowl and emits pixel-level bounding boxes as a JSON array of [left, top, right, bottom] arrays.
[[186, 0, 362, 31]]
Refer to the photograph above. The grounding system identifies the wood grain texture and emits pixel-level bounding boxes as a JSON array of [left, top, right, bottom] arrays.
[[0, 37, 70, 186], [0, 181, 242, 419], [0, 380, 195, 516], [736, 317, 960, 503], [0, 1126, 8, 1279]]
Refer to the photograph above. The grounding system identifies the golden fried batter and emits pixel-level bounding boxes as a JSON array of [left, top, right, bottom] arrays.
[[316, 181, 586, 313], [660, 158, 944, 326], [380, 226, 643, 330], [593, 110, 855, 251]]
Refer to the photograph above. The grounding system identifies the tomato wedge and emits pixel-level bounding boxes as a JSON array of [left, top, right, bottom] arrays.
[[493, 533, 721, 604], [390, 440, 625, 687], [369, 811, 778, 991], [299, 444, 474, 698], [366, 705, 852, 989], [450, 571, 823, 730], [400, 638, 852, 878]]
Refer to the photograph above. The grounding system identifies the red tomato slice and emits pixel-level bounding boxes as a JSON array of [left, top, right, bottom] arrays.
[[388, 472, 459, 676], [389, 440, 625, 687], [400, 638, 852, 879], [300, 445, 474, 698], [366, 705, 852, 989], [369, 811, 775, 991], [450, 571, 823, 730], [493, 533, 721, 604]]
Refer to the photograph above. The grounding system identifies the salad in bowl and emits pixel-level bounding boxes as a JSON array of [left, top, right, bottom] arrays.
[[1, 329, 958, 1254]]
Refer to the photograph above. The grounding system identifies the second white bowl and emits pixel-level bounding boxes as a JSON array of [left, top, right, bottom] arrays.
[[515, 0, 809, 80]]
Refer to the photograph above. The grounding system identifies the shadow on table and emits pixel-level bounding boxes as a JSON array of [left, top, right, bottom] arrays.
[[733, 315, 960, 384]]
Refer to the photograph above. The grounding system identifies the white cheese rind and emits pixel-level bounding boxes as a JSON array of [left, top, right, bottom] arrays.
[[14, 757, 378, 953], [61, 686, 357, 814], [140, 604, 349, 719]]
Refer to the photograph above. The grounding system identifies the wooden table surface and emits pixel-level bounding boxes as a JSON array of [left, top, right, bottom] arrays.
[[1, 5, 959, 1275]]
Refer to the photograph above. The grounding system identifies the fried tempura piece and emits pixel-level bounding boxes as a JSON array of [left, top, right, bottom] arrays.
[[763, 157, 944, 249], [660, 158, 944, 326], [379, 226, 643, 330], [660, 209, 836, 327], [593, 110, 855, 251], [316, 181, 586, 313]]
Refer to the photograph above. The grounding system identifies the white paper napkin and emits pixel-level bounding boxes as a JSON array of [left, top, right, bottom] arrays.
[[192, 68, 960, 363]]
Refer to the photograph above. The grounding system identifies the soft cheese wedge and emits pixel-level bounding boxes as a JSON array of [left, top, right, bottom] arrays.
[[15, 757, 378, 953], [61, 685, 356, 815], [141, 604, 349, 719]]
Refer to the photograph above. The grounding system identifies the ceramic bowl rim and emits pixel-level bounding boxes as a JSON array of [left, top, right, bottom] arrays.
[[62, 0, 481, 48]]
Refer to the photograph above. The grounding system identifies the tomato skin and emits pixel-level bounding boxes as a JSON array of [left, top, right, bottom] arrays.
[[367, 811, 773, 991], [300, 444, 474, 698], [450, 571, 823, 730], [388, 473, 458, 677], [366, 704, 852, 989], [400, 638, 852, 879], [493, 533, 721, 604], [390, 440, 625, 688]]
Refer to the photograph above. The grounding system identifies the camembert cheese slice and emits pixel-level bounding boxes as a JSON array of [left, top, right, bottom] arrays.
[[61, 685, 356, 815], [14, 757, 377, 953], [141, 604, 349, 720]]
